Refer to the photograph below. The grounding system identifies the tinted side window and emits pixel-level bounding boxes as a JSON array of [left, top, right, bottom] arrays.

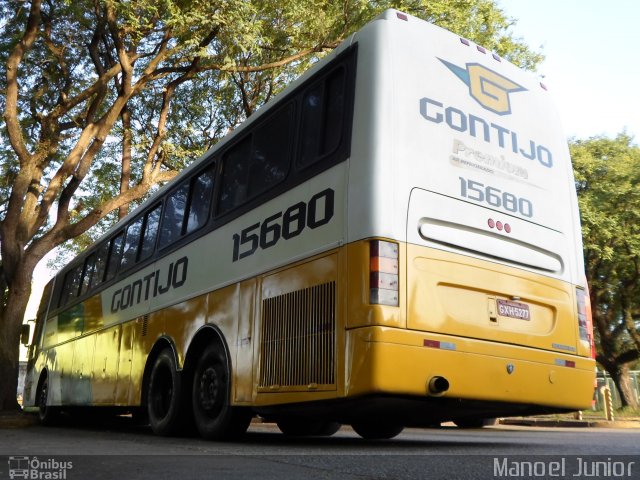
[[105, 232, 124, 281], [248, 106, 292, 195], [80, 253, 96, 296], [218, 136, 252, 214], [121, 217, 143, 271], [218, 106, 292, 215], [322, 67, 347, 153], [159, 183, 190, 248], [186, 167, 215, 234], [299, 66, 346, 167], [90, 241, 110, 289], [140, 204, 161, 261], [59, 265, 82, 307]]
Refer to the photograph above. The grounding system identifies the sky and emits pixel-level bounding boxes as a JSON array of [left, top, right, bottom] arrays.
[[20, 0, 640, 331], [498, 0, 640, 141]]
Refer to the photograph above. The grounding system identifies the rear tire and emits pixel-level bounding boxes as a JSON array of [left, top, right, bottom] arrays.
[[147, 349, 183, 436], [192, 344, 252, 440], [277, 418, 341, 437], [352, 421, 403, 440]]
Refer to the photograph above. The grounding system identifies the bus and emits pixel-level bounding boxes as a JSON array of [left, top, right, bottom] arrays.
[[23, 9, 596, 440]]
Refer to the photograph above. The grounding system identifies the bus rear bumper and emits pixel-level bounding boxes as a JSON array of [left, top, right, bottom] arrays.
[[345, 327, 595, 413]]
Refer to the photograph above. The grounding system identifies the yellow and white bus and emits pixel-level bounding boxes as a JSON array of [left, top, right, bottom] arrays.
[[24, 10, 596, 440]]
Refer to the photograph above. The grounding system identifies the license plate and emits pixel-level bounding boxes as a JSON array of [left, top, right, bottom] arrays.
[[497, 299, 531, 320]]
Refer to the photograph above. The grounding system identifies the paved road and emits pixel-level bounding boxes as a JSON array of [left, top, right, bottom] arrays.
[[1, 418, 639, 479]]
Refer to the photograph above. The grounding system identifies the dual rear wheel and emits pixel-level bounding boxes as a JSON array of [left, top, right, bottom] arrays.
[[147, 346, 251, 440]]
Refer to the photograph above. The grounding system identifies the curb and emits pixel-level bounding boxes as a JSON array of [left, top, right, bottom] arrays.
[[499, 418, 640, 429], [0, 412, 39, 429]]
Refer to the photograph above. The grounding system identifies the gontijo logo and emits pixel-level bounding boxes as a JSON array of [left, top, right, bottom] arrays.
[[439, 59, 525, 115]]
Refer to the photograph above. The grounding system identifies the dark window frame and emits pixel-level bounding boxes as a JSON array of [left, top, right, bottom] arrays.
[[216, 103, 294, 217], [51, 44, 357, 315]]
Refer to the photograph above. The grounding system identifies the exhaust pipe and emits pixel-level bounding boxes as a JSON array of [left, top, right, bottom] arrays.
[[427, 376, 450, 396]]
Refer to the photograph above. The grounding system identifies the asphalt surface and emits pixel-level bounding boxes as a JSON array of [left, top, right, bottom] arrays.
[[1, 416, 640, 479]]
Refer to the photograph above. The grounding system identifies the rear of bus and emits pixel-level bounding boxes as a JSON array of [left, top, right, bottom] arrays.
[[344, 11, 595, 424]]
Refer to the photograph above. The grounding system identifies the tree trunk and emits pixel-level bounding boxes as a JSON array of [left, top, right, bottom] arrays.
[[610, 365, 639, 409], [118, 107, 132, 220], [0, 265, 33, 411]]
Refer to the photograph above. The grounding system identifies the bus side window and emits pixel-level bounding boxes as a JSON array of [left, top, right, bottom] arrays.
[[104, 232, 124, 282], [139, 204, 162, 261], [79, 253, 96, 296], [218, 105, 292, 215], [159, 182, 190, 248], [186, 167, 215, 234], [120, 217, 144, 271], [298, 66, 346, 167], [59, 265, 82, 307], [218, 136, 252, 214], [90, 241, 110, 289], [248, 106, 292, 196]]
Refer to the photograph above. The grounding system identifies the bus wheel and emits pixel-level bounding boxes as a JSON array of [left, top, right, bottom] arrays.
[[37, 374, 59, 426], [147, 349, 183, 436], [277, 418, 341, 437], [192, 345, 252, 440], [453, 417, 497, 428], [351, 422, 404, 440]]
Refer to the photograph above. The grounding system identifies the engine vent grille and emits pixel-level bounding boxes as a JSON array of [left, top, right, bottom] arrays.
[[259, 281, 336, 390]]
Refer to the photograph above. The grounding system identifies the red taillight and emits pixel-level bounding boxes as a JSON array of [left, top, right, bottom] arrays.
[[577, 286, 595, 359], [370, 240, 399, 306]]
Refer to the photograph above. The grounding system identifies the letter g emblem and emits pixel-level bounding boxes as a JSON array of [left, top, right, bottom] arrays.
[[439, 59, 526, 115]]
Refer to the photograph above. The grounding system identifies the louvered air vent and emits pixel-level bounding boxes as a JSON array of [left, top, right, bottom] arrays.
[[141, 314, 149, 337], [259, 282, 336, 390]]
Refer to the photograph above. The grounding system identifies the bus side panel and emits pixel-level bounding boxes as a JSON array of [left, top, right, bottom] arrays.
[[51, 341, 74, 406], [252, 252, 341, 406], [70, 334, 96, 405], [92, 325, 122, 404], [235, 279, 256, 404], [160, 293, 208, 369], [115, 320, 136, 405], [207, 283, 241, 375]]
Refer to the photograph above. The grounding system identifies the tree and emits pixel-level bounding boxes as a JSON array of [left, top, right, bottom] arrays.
[[571, 133, 640, 408], [0, 0, 541, 412]]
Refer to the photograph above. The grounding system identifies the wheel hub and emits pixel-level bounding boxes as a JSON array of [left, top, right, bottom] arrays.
[[199, 367, 220, 411]]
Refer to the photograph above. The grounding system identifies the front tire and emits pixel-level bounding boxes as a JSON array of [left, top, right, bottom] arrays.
[[37, 374, 59, 426], [147, 349, 183, 436], [192, 344, 252, 440], [453, 417, 497, 428], [352, 421, 404, 440], [276, 418, 341, 437]]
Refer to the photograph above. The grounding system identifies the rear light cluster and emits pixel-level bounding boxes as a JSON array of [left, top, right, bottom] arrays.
[[458, 35, 547, 91], [487, 218, 511, 233], [576, 287, 596, 359], [370, 240, 399, 306]]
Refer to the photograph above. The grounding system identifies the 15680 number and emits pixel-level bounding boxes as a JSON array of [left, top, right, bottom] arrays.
[[232, 188, 335, 261], [459, 177, 533, 218]]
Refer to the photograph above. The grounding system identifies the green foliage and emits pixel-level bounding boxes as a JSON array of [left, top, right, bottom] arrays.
[[363, 0, 543, 69], [571, 134, 640, 384], [0, 0, 543, 269]]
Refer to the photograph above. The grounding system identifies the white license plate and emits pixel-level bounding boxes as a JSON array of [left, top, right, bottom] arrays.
[[497, 299, 531, 320]]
